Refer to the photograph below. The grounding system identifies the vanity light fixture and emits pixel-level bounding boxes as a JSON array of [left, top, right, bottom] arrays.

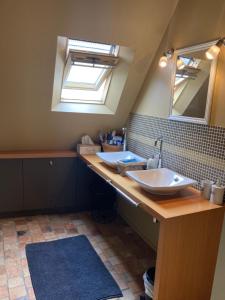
[[159, 48, 174, 68], [206, 38, 225, 60], [176, 56, 185, 70]]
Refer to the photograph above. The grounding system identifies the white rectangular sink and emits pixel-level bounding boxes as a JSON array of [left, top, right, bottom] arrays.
[[126, 168, 197, 195], [96, 151, 146, 168]]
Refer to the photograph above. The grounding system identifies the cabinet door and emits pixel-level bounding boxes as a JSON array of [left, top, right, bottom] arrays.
[[49, 158, 76, 209], [23, 158, 76, 211], [23, 158, 52, 210], [0, 159, 23, 213]]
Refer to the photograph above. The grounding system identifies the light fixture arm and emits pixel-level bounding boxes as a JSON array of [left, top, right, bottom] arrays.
[[166, 48, 174, 58], [158, 48, 174, 68], [216, 39, 224, 47], [205, 37, 225, 60]]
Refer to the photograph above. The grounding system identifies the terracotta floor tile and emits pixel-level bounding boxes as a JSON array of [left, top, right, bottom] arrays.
[[0, 212, 155, 300], [6, 265, 21, 279], [27, 287, 35, 300], [0, 274, 7, 287], [109, 255, 123, 265], [0, 286, 9, 298], [128, 280, 143, 293], [0, 266, 6, 276], [0, 256, 5, 265], [66, 228, 78, 235], [16, 225, 28, 232], [77, 224, 90, 234], [8, 277, 24, 288], [4, 250, 18, 260], [15, 220, 27, 226], [24, 276, 32, 289], [3, 244, 18, 252], [9, 285, 26, 300], [114, 263, 129, 275], [40, 225, 52, 233], [53, 228, 65, 234]]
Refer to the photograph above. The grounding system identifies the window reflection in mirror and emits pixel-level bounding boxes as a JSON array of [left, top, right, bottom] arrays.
[[170, 42, 218, 124]]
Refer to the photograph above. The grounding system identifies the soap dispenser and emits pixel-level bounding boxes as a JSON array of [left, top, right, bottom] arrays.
[[210, 179, 225, 205], [147, 154, 160, 169]]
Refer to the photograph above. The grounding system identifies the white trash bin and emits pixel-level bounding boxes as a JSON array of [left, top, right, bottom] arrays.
[[143, 272, 153, 299]]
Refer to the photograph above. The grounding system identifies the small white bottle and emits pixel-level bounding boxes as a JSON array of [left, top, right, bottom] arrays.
[[147, 154, 160, 169], [210, 179, 225, 205], [201, 179, 214, 200]]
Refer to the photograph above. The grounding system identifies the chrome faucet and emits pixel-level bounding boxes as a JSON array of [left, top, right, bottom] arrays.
[[122, 127, 127, 151], [154, 136, 163, 168]]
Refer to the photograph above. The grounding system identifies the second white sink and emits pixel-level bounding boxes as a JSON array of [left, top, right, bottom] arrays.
[[126, 168, 197, 195], [96, 151, 146, 168]]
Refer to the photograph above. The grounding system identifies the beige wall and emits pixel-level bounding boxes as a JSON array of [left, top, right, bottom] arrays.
[[0, 0, 178, 150], [133, 0, 225, 127]]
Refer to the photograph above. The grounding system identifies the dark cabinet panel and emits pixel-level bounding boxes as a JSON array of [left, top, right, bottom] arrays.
[[0, 159, 23, 212], [48, 158, 76, 209], [75, 158, 97, 211], [23, 158, 76, 211], [23, 158, 52, 210]]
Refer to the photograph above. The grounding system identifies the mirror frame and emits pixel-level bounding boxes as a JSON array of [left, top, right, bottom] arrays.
[[169, 41, 218, 124]]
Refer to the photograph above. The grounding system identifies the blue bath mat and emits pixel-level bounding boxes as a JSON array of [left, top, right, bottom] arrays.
[[26, 235, 122, 300]]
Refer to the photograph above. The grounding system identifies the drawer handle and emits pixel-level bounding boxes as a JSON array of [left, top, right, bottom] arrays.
[[49, 160, 53, 166]]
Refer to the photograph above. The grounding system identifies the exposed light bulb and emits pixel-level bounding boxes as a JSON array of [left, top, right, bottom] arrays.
[[177, 57, 185, 70], [206, 44, 221, 60], [159, 55, 168, 68]]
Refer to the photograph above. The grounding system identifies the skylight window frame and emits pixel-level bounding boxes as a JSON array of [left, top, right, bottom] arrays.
[[61, 39, 119, 104], [63, 54, 112, 91], [61, 73, 112, 105], [67, 39, 118, 55]]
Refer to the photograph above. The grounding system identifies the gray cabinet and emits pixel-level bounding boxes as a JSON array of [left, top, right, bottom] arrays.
[[23, 158, 76, 211], [0, 159, 23, 212], [0, 156, 95, 214]]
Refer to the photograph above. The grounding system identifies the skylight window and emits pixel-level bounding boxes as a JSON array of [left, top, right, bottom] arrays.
[[61, 39, 119, 103], [67, 66, 103, 84]]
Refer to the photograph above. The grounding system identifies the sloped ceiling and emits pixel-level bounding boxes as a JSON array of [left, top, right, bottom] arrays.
[[0, 0, 178, 149]]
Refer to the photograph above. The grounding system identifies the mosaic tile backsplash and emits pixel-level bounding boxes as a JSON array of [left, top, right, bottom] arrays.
[[127, 113, 225, 192]]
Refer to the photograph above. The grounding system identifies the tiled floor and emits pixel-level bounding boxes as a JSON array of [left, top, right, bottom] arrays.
[[0, 212, 156, 300]]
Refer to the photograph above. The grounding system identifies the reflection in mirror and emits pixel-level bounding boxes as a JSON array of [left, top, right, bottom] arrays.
[[170, 42, 218, 124]]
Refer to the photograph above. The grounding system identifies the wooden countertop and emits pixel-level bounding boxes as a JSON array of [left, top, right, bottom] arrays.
[[0, 150, 77, 159], [81, 154, 224, 221]]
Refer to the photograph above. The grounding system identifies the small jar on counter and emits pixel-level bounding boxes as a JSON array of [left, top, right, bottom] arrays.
[[210, 179, 225, 205]]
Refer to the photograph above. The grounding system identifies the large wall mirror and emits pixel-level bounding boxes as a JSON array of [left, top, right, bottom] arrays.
[[169, 41, 218, 124]]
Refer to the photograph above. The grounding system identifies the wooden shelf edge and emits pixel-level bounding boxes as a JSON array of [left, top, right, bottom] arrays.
[[0, 150, 77, 159]]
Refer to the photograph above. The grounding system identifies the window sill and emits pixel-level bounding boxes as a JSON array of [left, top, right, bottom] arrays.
[[52, 102, 115, 115]]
